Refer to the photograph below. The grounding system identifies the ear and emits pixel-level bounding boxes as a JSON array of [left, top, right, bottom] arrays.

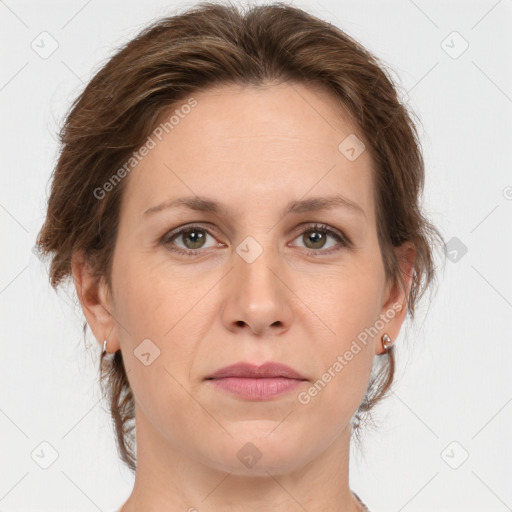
[[71, 249, 120, 352], [376, 241, 416, 355]]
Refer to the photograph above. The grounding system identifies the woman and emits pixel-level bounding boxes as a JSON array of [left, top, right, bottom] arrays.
[[35, 2, 444, 511]]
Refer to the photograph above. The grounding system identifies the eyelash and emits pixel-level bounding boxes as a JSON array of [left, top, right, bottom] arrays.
[[161, 222, 351, 257]]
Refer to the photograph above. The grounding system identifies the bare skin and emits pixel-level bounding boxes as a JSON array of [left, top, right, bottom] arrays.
[[72, 81, 414, 512]]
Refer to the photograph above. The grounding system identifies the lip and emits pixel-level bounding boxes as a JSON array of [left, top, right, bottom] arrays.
[[205, 362, 308, 401], [206, 361, 307, 380], [208, 377, 305, 400]]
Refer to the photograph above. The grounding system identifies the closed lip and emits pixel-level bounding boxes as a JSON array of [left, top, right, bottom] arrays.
[[205, 362, 307, 380]]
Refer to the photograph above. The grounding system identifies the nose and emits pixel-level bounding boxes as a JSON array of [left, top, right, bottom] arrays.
[[221, 244, 294, 337]]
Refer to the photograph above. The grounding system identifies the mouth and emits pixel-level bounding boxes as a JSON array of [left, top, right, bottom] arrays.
[[204, 361, 308, 400], [205, 361, 307, 380], [205, 376, 306, 400]]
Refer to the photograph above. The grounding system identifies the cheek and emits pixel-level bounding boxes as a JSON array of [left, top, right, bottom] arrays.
[[306, 259, 385, 339], [298, 352, 371, 443], [111, 260, 205, 436], [112, 252, 194, 338], [298, 291, 377, 425], [298, 263, 383, 405], [111, 254, 212, 390]]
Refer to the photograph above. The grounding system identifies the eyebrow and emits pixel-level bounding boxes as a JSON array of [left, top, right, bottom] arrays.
[[143, 194, 366, 219]]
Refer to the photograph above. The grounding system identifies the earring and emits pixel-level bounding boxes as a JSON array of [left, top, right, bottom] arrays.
[[381, 333, 393, 352], [102, 339, 107, 355]]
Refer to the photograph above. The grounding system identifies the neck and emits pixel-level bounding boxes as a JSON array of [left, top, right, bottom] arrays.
[[120, 404, 364, 512]]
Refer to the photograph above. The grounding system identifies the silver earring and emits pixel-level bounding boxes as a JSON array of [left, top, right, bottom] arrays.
[[381, 333, 393, 352], [102, 339, 107, 354]]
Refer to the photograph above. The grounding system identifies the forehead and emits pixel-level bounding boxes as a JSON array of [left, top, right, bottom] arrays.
[[121, 81, 375, 222], [161, 81, 363, 156]]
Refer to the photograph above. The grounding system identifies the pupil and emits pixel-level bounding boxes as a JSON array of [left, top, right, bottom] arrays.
[[307, 230, 324, 248], [185, 230, 204, 248]]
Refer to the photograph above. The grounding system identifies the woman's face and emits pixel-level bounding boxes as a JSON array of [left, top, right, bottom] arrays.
[[82, 82, 410, 475]]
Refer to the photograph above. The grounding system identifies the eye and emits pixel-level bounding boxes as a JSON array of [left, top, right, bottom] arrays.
[[161, 222, 350, 256], [161, 224, 220, 256], [289, 223, 350, 255]]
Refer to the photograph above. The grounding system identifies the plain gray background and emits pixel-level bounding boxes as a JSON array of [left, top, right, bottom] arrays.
[[1, 0, 511, 510]]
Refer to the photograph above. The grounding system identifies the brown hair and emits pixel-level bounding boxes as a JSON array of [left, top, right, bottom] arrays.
[[35, 1, 444, 472]]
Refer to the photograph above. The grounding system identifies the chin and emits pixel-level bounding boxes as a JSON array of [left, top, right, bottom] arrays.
[[199, 430, 310, 476]]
